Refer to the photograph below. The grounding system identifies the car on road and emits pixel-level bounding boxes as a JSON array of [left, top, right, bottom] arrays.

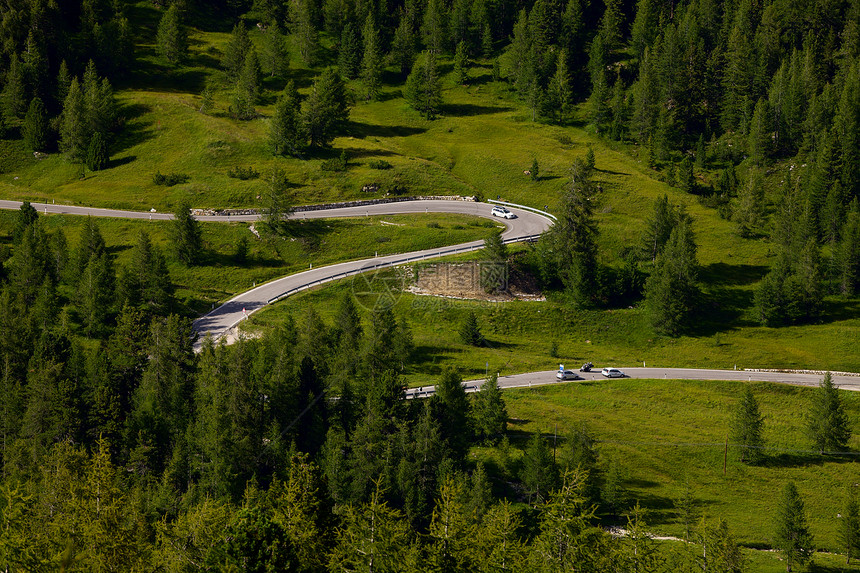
[[491, 206, 516, 219], [601, 367, 626, 378], [556, 369, 580, 381]]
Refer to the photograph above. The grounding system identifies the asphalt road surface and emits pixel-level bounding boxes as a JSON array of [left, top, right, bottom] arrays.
[[406, 367, 860, 397], [0, 199, 553, 347]]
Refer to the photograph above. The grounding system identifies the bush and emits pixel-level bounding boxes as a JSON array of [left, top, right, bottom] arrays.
[[227, 166, 259, 180], [321, 151, 348, 172], [153, 172, 190, 186], [368, 159, 392, 170], [427, 222, 441, 229]]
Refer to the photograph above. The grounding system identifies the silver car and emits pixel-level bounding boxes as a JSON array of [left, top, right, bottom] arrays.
[[491, 206, 516, 219], [601, 367, 625, 378], [556, 369, 580, 381]]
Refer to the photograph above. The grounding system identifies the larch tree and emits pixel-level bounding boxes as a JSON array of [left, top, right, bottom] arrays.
[[60, 78, 88, 161], [303, 68, 350, 148], [806, 372, 851, 454], [840, 495, 860, 564], [730, 386, 765, 463], [156, 4, 187, 65], [22, 97, 49, 151], [234, 49, 260, 120], [773, 482, 814, 572], [270, 81, 304, 156], [404, 51, 442, 119], [171, 201, 203, 266], [264, 23, 289, 77], [645, 217, 698, 336], [338, 22, 361, 79], [471, 373, 507, 443], [360, 13, 383, 100], [222, 22, 251, 81]]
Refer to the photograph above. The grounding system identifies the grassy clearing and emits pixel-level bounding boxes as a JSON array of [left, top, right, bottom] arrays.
[[248, 278, 860, 387], [0, 211, 493, 314], [497, 379, 860, 553]]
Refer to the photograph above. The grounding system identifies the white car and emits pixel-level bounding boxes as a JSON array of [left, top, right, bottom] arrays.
[[601, 367, 626, 378], [556, 369, 579, 381], [491, 206, 516, 219]]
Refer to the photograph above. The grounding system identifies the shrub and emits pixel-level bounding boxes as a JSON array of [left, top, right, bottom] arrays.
[[427, 222, 441, 229], [321, 151, 348, 172], [153, 172, 190, 186], [227, 166, 259, 180], [368, 159, 392, 170]]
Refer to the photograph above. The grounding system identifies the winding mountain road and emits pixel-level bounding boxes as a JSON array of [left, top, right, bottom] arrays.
[[4, 199, 855, 394], [0, 199, 553, 347]]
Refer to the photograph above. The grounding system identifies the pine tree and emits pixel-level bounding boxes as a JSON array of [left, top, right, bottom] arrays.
[[483, 229, 508, 262], [695, 517, 746, 573], [641, 195, 681, 262], [391, 9, 417, 78], [422, 0, 446, 54], [453, 41, 469, 85], [156, 4, 187, 65], [773, 482, 814, 572], [645, 218, 698, 336], [521, 431, 558, 504], [2, 53, 26, 121], [56, 60, 72, 109], [545, 49, 572, 124], [748, 98, 772, 165], [60, 78, 88, 161], [234, 49, 260, 120], [840, 495, 860, 564], [338, 22, 362, 79], [472, 373, 507, 443], [618, 503, 663, 573], [171, 201, 203, 265], [460, 310, 483, 345], [270, 81, 304, 156], [542, 158, 600, 306], [22, 97, 49, 151], [261, 167, 293, 234], [404, 51, 442, 119], [559, 424, 601, 505], [733, 171, 765, 238], [360, 13, 383, 100], [806, 372, 851, 454], [731, 386, 765, 463], [291, 0, 320, 66], [303, 68, 350, 148], [840, 201, 860, 295], [677, 155, 695, 193], [264, 23, 289, 77], [431, 367, 471, 460], [222, 22, 251, 81], [86, 131, 108, 171]]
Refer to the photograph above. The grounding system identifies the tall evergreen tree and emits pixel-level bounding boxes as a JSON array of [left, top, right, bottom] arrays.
[[521, 431, 558, 504], [338, 22, 362, 79], [452, 41, 469, 85], [86, 131, 108, 171], [471, 373, 507, 443], [360, 14, 383, 101], [270, 81, 304, 156], [60, 78, 87, 161], [291, 0, 320, 66], [542, 158, 600, 307], [156, 4, 187, 65], [459, 310, 483, 345], [222, 22, 251, 81], [2, 53, 26, 121], [421, 0, 446, 54], [645, 218, 698, 336], [22, 97, 49, 151], [171, 201, 203, 265], [263, 23, 289, 78], [806, 372, 851, 454], [234, 49, 261, 120], [773, 482, 814, 572], [431, 367, 471, 460], [840, 495, 860, 565], [730, 386, 765, 463], [390, 9, 417, 78], [303, 68, 350, 148], [404, 51, 442, 119]]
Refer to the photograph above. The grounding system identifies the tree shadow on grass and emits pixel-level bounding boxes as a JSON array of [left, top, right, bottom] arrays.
[[440, 102, 514, 117], [112, 103, 155, 154], [107, 155, 136, 169], [699, 262, 769, 286], [757, 451, 856, 469], [199, 250, 284, 269], [349, 121, 427, 138]]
